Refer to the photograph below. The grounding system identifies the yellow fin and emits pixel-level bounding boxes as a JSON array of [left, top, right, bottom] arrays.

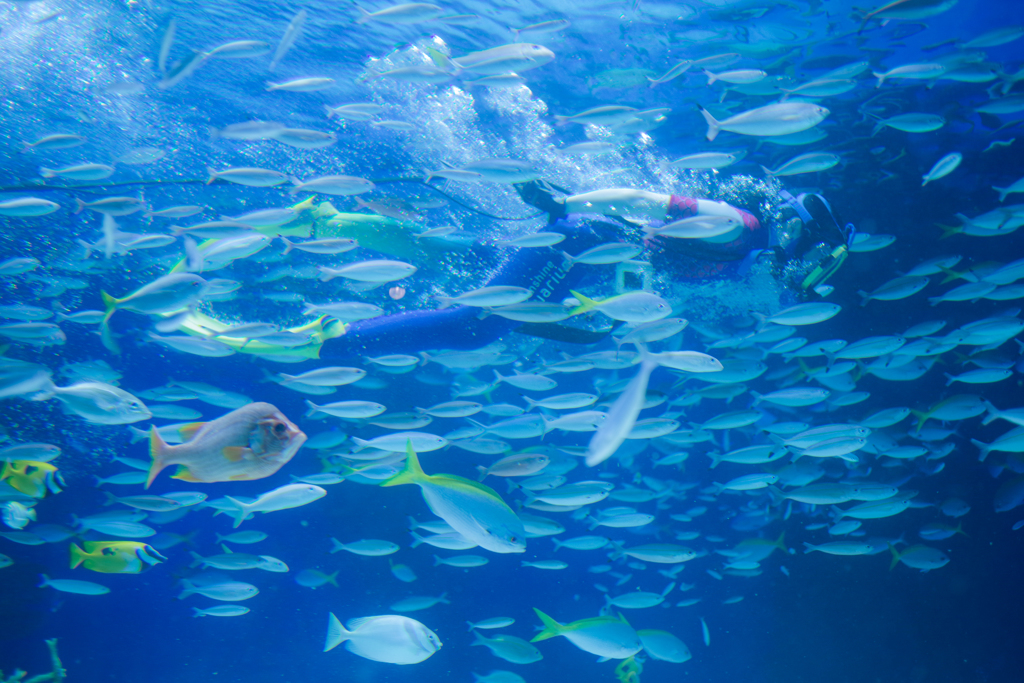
[[69, 543, 86, 569], [171, 465, 201, 482], [380, 440, 427, 488], [178, 422, 206, 441], [568, 290, 599, 317]]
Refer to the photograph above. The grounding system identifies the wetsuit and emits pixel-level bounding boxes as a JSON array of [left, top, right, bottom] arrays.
[[322, 195, 765, 358]]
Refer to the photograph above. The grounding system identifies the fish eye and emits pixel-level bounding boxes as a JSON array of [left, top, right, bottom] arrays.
[[274, 423, 287, 435]]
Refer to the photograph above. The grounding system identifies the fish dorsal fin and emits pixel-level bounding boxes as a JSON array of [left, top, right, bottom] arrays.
[[222, 447, 251, 462], [380, 441, 428, 487], [178, 422, 206, 441], [221, 544, 233, 554]]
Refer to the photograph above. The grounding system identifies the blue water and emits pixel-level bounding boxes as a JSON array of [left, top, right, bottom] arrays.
[[1, 0, 1024, 682]]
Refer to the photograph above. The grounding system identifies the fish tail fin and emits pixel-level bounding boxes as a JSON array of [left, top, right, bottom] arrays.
[[74, 198, 86, 214], [281, 237, 295, 255], [699, 107, 721, 141], [379, 440, 426, 487], [568, 289, 598, 317], [146, 426, 171, 489], [872, 72, 885, 88], [354, 7, 372, 24], [888, 543, 900, 571], [225, 496, 252, 528], [324, 612, 351, 651], [69, 543, 86, 569], [38, 574, 51, 588], [955, 522, 969, 538], [774, 530, 786, 550], [971, 438, 991, 462], [206, 167, 218, 185], [188, 551, 205, 569], [765, 485, 786, 506], [304, 400, 321, 418], [704, 69, 717, 86], [100, 291, 118, 323], [327, 571, 339, 587], [102, 491, 117, 506], [992, 186, 1009, 202], [936, 221, 962, 239], [176, 579, 197, 600], [530, 607, 564, 642], [802, 542, 817, 554]]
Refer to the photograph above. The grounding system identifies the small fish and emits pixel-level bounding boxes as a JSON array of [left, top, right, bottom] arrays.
[[324, 613, 442, 663], [269, 9, 307, 71], [700, 103, 829, 141], [922, 152, 962, 186], [225, 483, 326, 528], [73, 196, 145, 216], [44, 381, 151, 425], [290, 175, 375, 196], [207, 167, 289, 187], [21, 134, 87, 152], [38, 574, 110, 595], [192, 605, 251, 617], [318, 260, 417, 283], [762, 153, 840, 177], [330, 538, 400, 556], [177, 578, 259, 601], [0, 197, 61, 217], [295, 569, 339, 589]]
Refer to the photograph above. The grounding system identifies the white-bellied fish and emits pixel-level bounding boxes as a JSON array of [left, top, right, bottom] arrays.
[[381, 442, 526, 554]]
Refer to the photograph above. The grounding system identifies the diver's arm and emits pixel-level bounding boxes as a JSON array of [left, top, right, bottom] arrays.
[[562, 189, 747, 222], [563, 189, 758, 244]]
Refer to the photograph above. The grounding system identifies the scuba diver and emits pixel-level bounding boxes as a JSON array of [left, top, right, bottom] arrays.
[[317, 178, 855, 358]]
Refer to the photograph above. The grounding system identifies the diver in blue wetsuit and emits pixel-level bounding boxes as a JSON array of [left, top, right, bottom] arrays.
[[321, 178, 854, 358]]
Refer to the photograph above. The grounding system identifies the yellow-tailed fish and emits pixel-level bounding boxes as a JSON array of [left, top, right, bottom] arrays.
[[381, 442, 526, 554], [531, 608, 643, 659]]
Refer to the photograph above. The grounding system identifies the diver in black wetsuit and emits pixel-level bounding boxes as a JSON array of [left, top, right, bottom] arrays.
[[320, 178, 854, 358]]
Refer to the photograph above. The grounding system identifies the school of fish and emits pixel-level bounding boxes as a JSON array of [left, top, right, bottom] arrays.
[[1, 0, 1023, 679]]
